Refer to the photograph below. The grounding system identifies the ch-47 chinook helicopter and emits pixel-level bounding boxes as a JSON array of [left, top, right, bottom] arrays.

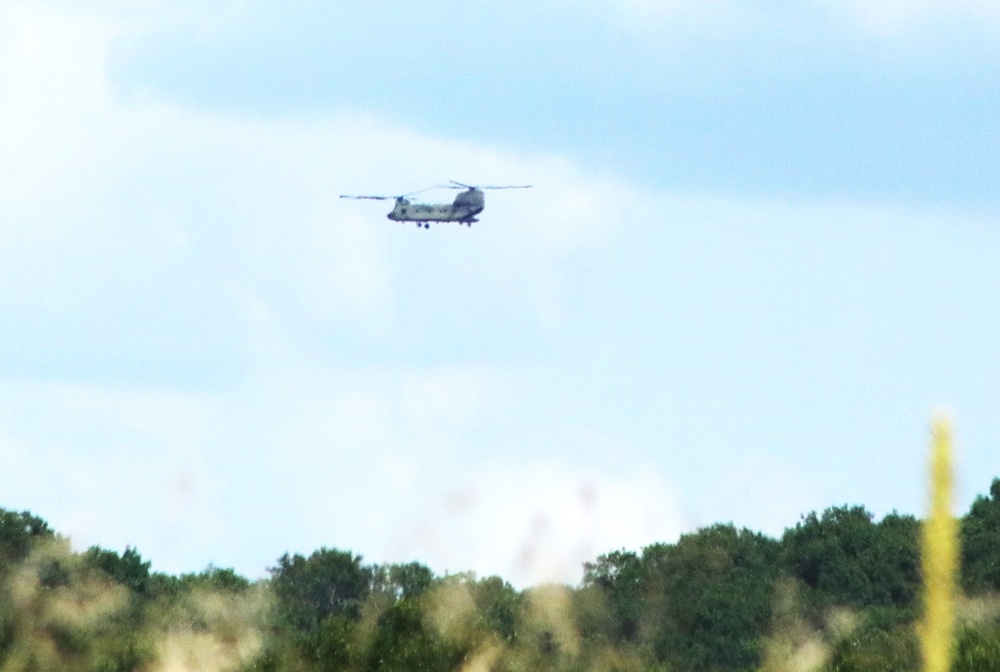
[[340, 181, 531, 228]]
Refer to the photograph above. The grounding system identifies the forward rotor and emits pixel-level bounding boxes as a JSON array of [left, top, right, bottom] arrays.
[[339, 186, 437, 201]]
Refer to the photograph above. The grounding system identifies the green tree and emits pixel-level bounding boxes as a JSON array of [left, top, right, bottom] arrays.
[[310, 614, 360, 672], [962, 478, 1000, 593], [866, 512, 920, 609], [582, 549, 645, 642], [473, 575, 521, 642], [781, 506, 919, 612], [0, 508, 53, 569], [645, 524, 780, 672], [374, 562, 434, 601], [179, 565, 252, 592], [270, 548, 375, 631], [365, 599, 458, 672], [83, 546, 152, 595]]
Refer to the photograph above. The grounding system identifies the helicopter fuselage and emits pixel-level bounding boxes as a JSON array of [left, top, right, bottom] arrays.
[[387, 188, 485, 225]]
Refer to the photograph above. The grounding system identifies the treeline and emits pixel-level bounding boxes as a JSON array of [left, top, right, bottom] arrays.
[[3, 480, 1000, 672]]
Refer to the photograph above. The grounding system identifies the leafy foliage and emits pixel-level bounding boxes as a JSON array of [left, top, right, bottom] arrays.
[[0, 508, 53, 569], [269, 548, 375, 630], [3, 477, 1000, 672], [962, 479, 1000, 594], [645, 525, 780, 672], [954, 625, 1000, 672], [83, 546, 151, 595], [781, 506, 920, 613]]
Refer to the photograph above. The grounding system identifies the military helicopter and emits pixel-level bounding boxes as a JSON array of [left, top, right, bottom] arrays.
[[340, 181, 531, 228]]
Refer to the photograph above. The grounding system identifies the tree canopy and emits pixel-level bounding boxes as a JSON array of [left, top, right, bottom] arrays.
[[3, 477, 1000, 672]]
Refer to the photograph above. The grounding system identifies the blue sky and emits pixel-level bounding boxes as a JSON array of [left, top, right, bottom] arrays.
[[1, 0, 999, 586], [112, 1, 1000, 206]]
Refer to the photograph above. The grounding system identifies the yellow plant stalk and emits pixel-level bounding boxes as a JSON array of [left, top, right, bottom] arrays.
[[920, 416, 958, 672]]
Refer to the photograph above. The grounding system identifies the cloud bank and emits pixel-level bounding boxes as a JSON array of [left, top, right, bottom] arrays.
[[3, 1, 1000, 589]]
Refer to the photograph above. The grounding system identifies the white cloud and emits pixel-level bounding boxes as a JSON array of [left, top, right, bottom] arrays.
[[0, 3, 663, 580], [695, 451, 828, 536], [390, 459, 686, 587], [592, 0, 1000, 37], [0, 1, 634, 369], [0, 365, 691, 584], [818, 0, 1000, 34], [0, 380, 226, 563], [4, 0, 996, 588]]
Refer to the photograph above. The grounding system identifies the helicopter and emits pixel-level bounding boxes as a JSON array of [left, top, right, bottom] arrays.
[[340, 181, 531, 228]]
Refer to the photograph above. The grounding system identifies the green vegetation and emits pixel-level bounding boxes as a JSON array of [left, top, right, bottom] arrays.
[[3, 478, 1000, 671]]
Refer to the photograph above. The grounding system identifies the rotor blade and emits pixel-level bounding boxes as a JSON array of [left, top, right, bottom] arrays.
[[447, 181, 532, 190], [402, 186, 439, 198], [340, 195, 393, 200]]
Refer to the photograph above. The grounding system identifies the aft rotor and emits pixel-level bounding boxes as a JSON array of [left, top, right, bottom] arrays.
[[445, 181, 532, 191]]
